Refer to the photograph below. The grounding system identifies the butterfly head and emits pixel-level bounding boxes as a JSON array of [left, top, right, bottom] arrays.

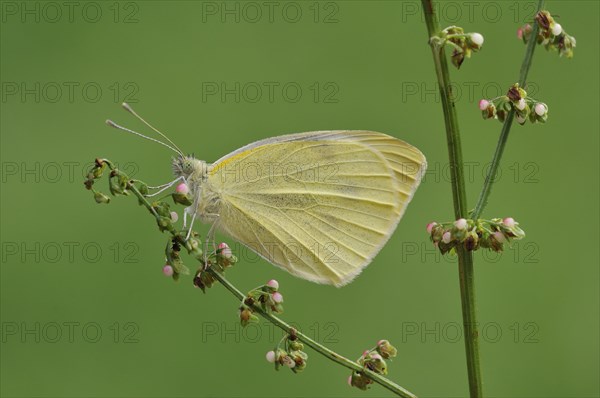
[[173, 155, 208, 182]]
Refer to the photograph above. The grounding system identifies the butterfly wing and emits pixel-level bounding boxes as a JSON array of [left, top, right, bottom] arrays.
[[206, 131, 426, 286]]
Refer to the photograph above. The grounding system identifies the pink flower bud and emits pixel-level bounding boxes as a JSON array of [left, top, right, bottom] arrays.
[[454, 218, 468, 230], [170, 211, 178, 222], [266, 279, 279, 289], [493, 231, 506, 243], [479, 99, 490, 110], [516, 98, 526, 110], [535, 103, 547, 116], [175, 183, 189, 195], [162, 264, 174, 277], [442, 231, 452, 244], [362, 350, 370, 358], [377, 339, 386, 346], [266, 350, 276, 363], [347, 375, 353, 386], [218, 242, 232, 258], [502, 217, 516, 228], [517, 27, 523, 39], [272, 292, 284, 303], [426, 222, 437, 234]]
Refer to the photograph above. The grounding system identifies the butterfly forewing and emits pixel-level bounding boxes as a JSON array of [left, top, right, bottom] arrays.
[[205, 131, 426, 286]]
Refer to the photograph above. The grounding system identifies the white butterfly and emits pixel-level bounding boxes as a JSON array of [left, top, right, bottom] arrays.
[[108, 104, 426, 286]]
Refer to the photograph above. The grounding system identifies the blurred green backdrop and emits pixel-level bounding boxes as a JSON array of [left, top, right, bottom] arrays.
[[1, 1, 598, 397]]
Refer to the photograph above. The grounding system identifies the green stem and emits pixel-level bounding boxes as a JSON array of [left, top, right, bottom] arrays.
[[472, 0, 544, 219], [99, 160, 417, 398], [421, 1, 481, 396], [208, 270, 417, 398]]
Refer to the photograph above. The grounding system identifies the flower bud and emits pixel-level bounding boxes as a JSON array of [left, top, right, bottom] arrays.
[[482, 102, 497, 119], [426, 222, 438, 234], [172, 192, 193, 206], [470, 32, 484, 47], [478, 99, 489, 111], [376, 339, 397, 359], [239, 307, 258, 327], [534, 103, 547, 116], [283, 356, 296, 369], [175, 183, 189, 195], [289, 340, 304, 351], [218, 242, 232, 259], [170, 211, 179, 222], [266, 279, 279, 290], [454, 218, 468, 230], [94, 191, 111, 204], [552, 23, 562, 36], [516, 98, 526, 111], [502, 217, 516, 228], [366, 353, 387, 375], [442, 231, 452, 244], [349, 372, 372, 390], [266, 350, 276, 363], [163, 264, 174, 277], [272, 292, 284, 304]]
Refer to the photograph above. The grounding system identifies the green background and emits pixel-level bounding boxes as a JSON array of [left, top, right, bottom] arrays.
[[1, 1, 598, 397]]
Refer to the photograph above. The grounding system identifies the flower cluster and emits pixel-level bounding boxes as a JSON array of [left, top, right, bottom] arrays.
[[438, 26, 484, 69], [238, 279, 284, 327], [518, 10, 576, 58], [192, 242, 239, 290], [348, 340, 398, 390], [266, 330, 308, 373], [479, 83, 548, 125], [427, 217, 525, 254]]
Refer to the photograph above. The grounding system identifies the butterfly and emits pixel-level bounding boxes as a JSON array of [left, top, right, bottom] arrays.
[[108, 103, 426, 286]]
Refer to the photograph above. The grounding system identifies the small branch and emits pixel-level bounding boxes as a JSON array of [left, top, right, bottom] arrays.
[[472, 0, 544, 219], [98, 159, 418, 398], [208, 270, 417, 398], [421, 1, 481, 396]]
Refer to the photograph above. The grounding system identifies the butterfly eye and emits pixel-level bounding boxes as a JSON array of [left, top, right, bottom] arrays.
[[183, 159, 195, 175]]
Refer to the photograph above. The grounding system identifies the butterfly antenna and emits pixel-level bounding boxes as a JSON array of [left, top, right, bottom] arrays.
[[105, 119, 182, 155], [121, 102, 184, 156]]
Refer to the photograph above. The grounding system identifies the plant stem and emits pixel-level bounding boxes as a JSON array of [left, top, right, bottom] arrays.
[[99, 159, 417, 398], [208, 269, 417, 398], [421, 1, 481, 396], [472, 0, 544, 219]]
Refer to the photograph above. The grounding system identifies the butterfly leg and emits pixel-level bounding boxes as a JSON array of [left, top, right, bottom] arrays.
[[185, 211, 197, 242], [145, 176, 183, 197], [202, 215, 220, 267]]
